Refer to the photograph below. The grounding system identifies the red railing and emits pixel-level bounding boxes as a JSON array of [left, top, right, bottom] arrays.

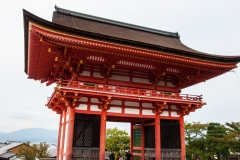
[[56, 80, 202, 103]]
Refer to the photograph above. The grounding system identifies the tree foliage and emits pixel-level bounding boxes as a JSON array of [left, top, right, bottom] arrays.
[[185, 122, 240, 160], [18, 142, 49, 160], [106, 127, 130, 154], [207, 122, 230, 159], [185, 122, 210, 160], [225, 122, 240, 154]]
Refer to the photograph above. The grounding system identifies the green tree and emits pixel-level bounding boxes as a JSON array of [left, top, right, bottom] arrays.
[[225, 122, 240, 154], [18, 142, 49, 160], [106, 127, 130, 154], [185, 122, 211, 160], [207, 122, 230, 160]]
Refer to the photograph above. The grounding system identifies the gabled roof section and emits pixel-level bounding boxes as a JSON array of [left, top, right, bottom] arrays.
[[0, 142, 23, 155], [23, 7, 240, 77], [0, 152, 15, 158], [52, 6, 240, 63], [54, 6, 180, 38]]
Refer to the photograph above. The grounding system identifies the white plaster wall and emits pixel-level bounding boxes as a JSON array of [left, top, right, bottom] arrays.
[[107, 107, 122, 113], [75, 104, 88, 110], [90, 105, 101, 111], [79, 71, 90, 76], [125, 101, 139, 107], [109, 75, 130, 81], [167, 82, 175, 87], [142, 103, 153, 108], [142, 109, 154, 115], [125, 108, 139, 114], [157, 81, 165, 86], [91, 98, 100, 103], [171, 105, 177, 110], [93, 72, 103, 78], [171, 111, 180, 117], [78, 97, 88, 102], [164, 105, 168, 109], [161, 111, 168, 116], [109, 100, 122, 105], [132, 77, 151, 84]]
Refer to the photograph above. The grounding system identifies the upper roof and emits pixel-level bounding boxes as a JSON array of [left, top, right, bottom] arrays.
[[52, 6, 240, 63], [54, 6, 180, 38], [23, 6, 240, 88]]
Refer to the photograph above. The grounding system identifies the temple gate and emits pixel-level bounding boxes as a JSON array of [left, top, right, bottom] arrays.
[[23, 6, 240, 160]]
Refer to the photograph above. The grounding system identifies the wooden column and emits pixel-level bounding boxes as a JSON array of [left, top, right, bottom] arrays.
[[141, 121, 145, 160], [180, 116, 186, 160], [65, 107, 75, 159], [60, 109, 66, 160], [130, 122, 133, 153], [99, 110, 107, 160], [155, 115, 161, 160], [56, 112, 62, 160]]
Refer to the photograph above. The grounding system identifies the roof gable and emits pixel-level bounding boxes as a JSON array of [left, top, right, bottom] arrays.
[[54, 6, 180, 38]]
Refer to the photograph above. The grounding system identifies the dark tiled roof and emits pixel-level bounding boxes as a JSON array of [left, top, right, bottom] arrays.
[[52, 7, 202, 55], [22, 7, 240, 76], [54, 6, 180, 38], [0, 152, 15, 158]]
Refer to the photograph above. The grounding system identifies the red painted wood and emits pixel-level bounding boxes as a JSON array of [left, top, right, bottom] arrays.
[[28, 25, 237, 90], [180, 116, 186, 160], [132, 146, 142, 150], [60, 110, 66, 160], [132, 152, 142, 156], [65, 107, 75, 159], [130, 122, 133, 154], [155, 115, 161, 160], [56, 113, 62, 160], [31, 25, 237, 70], [99, 110, 107, 160], [141, 121, 145, 160]]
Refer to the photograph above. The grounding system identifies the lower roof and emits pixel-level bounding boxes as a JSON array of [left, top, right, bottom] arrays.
[[0, 152, 15, 158]]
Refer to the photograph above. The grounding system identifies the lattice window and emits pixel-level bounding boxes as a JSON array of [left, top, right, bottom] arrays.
[[133, 128, 142, 147], [73, 114, 100, 147], [160, 120, 180, 149], [144, 126, 155, 148]]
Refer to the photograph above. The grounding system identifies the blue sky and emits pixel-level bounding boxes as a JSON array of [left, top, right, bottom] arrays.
[[0, 0, 240, 133]]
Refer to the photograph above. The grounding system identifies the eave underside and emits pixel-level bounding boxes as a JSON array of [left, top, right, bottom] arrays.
[[26, 24, 238, 89], [23, 8, 240, 76]]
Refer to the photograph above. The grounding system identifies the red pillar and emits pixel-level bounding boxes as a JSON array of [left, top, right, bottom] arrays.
[[65, 107, 75, 159], [141, 121, 145, 160], [99, 110, 107, 160], [130, 122, 133, 153], [60, 109, 66, 160], [56, 112, 62, 160], [155, 115, 161, 160], [180, 116, 186, 160]]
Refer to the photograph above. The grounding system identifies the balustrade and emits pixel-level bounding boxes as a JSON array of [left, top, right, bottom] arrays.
[[56, 80, 202, 103]]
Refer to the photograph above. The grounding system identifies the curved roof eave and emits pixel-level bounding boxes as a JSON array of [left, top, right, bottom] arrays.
[[23, 9, 240, 74]]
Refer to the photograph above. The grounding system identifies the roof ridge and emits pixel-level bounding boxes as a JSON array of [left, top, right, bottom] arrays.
[[54, 5, 180, 38]]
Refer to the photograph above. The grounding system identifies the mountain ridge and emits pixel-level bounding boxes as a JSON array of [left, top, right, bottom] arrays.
[[0, 128, 58, 143]]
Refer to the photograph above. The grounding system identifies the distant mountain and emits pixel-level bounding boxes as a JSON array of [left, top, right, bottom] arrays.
[[0, 128, 58, 143]]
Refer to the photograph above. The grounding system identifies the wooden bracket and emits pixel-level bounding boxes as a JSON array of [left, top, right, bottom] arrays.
[[99, 96, 112, 111], [153, 101, 167, 115], [103, 59, 116, 76], [152, 69, 165, 83]]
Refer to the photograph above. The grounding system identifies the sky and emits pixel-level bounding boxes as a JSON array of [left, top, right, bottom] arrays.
[[0, 1, 240, 133]]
